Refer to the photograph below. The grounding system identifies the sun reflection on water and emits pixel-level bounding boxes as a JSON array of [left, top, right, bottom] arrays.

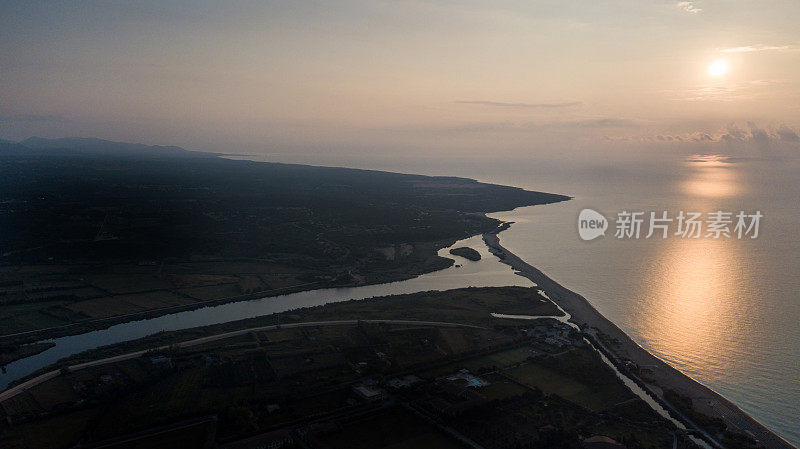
[[634, 157, 749, 384], [681, 155, 739, 198], [636, 237, 745, 383]]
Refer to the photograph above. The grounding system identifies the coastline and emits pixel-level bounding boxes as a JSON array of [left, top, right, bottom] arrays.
[[482, 225, 796, 449], [1, 218, 793, 448]]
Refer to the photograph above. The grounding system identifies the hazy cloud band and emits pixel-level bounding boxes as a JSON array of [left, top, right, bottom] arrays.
[[455, 101, 583, 109]]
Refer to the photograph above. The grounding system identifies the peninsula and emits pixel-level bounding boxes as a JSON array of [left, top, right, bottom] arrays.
[[0, 138, 568, 348]]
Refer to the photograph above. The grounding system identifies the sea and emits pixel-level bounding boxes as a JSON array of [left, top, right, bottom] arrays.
[[241, 151, 800, 445]]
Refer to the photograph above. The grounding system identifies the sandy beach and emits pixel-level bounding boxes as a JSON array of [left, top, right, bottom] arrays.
[[483, 226, 796, 449]]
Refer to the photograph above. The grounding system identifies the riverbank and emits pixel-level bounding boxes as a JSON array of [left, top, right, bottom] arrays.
[[0, 342, 55, 365], [483, 226, 796, 449], [0, 249, 455, 348], [0, 319, 485, 404], [0, 233, 530, 391]]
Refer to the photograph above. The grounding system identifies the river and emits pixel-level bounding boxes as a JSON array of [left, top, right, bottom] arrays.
[[0, 234, 529, 390]]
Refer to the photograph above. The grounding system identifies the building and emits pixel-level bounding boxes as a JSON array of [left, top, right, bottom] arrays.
[[352, 384, 384, 402], [430, 378, 488, 416], [446, 370, 489, 388], [387, 375, 422, 389], [582, 435, 626, 449]]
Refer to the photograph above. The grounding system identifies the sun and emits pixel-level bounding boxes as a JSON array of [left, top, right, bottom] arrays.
[[708, 59, 728, 77]]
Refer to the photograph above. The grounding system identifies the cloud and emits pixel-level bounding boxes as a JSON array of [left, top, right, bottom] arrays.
[[386, 116, 640, 136], [721, 124, 747, 143], [555, 118, 639, 128], [455, 100, 583, 109], [692, 133, 714, 142], [676, 1, 701, 14], [777, 125, 800, 142], [720, 45, 793, 53], [610, 123, 800, 148], [665, 80, 784, 102], [747, 122, 770, 145], [679, 86, 739, 102], [0, 114, 66, 124]]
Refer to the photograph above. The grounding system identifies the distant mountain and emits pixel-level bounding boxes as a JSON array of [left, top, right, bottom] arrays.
[[10, 137, 217, 158], [0, 140, 29, 155]]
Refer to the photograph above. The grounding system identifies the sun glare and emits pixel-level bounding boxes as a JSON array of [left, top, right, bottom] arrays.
[[708, 59, 728, 77]]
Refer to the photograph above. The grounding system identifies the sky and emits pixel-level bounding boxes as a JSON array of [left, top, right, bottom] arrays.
[[1, 0, 799, 161]]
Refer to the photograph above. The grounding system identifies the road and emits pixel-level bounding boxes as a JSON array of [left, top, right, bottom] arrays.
[[0, 319, 484, 403]]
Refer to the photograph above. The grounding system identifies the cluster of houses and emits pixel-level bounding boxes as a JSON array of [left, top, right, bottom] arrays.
[[518, 322, 580, 348], [428, 375, 489, 416]]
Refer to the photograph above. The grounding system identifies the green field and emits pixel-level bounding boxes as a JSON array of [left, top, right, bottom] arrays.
[[505, 349, 633, 411], [320, 407, 462, 449], [87, 274, 173, 294], [461, 347, 532, 371], [178, 283, 241, 301], [479, 373, 528, 400], [28, 377, 78, 411], [0, 290, 196, 334], [66, 291, 194, 318], [16, 409, 98, 449], [287, 286, 560, 327]]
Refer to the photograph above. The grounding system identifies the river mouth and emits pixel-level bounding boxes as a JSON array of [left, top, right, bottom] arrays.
[[1, 233, 530, 390]]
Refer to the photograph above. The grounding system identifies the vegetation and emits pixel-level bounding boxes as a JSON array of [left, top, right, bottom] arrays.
[[25, 286, 560, 371], [505, 347, 634, 411], [320, 407, 462, 449], [0, 142, 567, 344], [0, 287, 689, 449], [0, 342, 55, 365], [664, 389, 727, 435], [449, 246, 481, 261]]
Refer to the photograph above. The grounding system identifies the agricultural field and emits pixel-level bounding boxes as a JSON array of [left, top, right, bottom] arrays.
[[66, 291, 194, 318], [505, 347, 634, 412], [0, 321, 511, 444], [85, 274, 173, 294], [320, 407, 463, 449], [285, 286, 562, 327], [0, 286, 688, 449], [0, 261, 321, 339], [178, 283, 241, 301], [478, 373, 529, 400]]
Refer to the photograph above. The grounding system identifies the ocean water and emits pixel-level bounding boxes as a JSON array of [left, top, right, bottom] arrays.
[[486, 159, 800, 446], [241, 152, 799, 446]]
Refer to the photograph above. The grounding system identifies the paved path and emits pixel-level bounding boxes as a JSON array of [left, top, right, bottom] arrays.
[[0, 319, 484, 403]]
